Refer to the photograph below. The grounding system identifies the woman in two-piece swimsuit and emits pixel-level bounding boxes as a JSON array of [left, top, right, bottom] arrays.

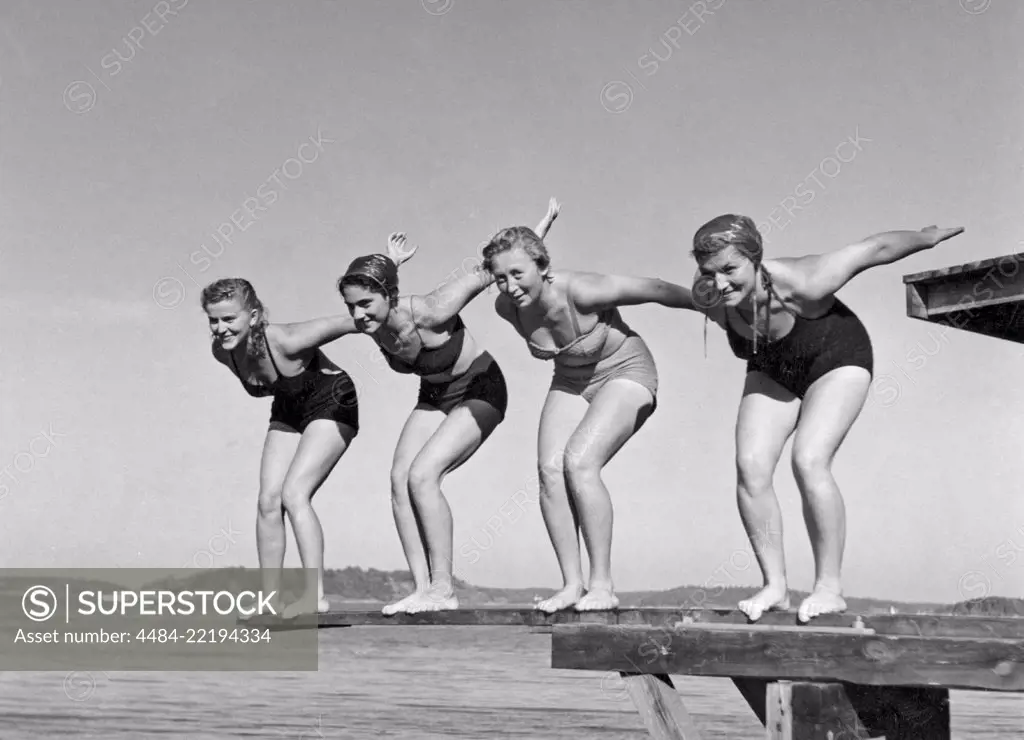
[[481, 210, 696, 613], [337, 203, 558, 615], [690, 214, 964, 623]]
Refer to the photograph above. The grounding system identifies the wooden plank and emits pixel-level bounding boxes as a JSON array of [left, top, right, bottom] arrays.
[[902, 252, 1024, 285], [731, 677, 770, 725], [923, 292, 1023, 315], [902, 251, 1024, 343], [620, 673, 703, 740], [766, 681, 794, 740], [866, 614, 1024, 639], [243, 607, 1024, 639], [735, 679, 949, 738], [906, 301, 1024, 343], [683, 623, 875, 635], [905, 282, 929, 319], [768, 681, 872, 739], [550, 624, 1024, 692], [842, 684, 950, 740]]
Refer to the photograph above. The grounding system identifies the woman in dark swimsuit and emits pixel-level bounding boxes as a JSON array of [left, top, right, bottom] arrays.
[[690, 214, 964, 622], [201, 242, 415, 618], [337, 206, 558, 615]]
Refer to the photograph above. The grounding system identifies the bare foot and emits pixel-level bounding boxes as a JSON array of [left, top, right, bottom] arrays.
[[575, 587, 619, 612], [282, 596, 330, 619], [403, 583, 458, 614], [798, 586, 846, 623], [534, 584, 585, 613], [382, 593, 420, 616], [738, 584, 790, 622]]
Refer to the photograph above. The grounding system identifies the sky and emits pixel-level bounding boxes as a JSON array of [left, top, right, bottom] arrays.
[[0, 0, 1021, 605]]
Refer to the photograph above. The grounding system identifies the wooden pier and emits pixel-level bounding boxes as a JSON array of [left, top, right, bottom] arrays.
[[903, 251, 1024, 342], [249, 605, 1024, 739]]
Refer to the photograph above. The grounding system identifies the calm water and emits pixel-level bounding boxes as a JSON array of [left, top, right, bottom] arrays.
[[0, 627, 1021, 739]]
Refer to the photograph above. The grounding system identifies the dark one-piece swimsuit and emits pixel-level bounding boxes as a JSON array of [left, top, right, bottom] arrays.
[[724, 279, 874, 399], [378, 312, 508, 420], [229, 345, 359, 433]]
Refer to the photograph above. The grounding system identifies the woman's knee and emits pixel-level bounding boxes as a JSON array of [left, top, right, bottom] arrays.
[[257, 485, 284, 518], [407, 458, 442, 498], [389, 466, 411, 504], [736, 451, 776, 496], [281, 480, 314, 512], [563, 448, 601, 491], [791, 445, 833, 485], [537, 464, 565, 501]]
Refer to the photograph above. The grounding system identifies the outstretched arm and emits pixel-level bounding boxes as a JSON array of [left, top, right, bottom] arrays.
[[792, 226, 964, 300], [570, 272, 696, 313], [273, 232, 415, 356], [274, 315, 360, 357], [412, 198, 560, 326], [535, 197, 560, 239], [415, 266, 495, 326]]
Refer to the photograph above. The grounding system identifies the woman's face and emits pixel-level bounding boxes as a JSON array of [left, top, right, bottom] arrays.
[[488, 247, 547, 307], [205, 297, 256, 351], [695, 245, 757, 308], [341, 283, 391, 333]]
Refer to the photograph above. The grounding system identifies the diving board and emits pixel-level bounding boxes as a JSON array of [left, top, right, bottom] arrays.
[[247, 606, 1024, 739], [903, 252, 1024, 343]]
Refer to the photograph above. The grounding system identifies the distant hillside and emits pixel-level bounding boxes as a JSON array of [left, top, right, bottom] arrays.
[[152, 566, 1022, 615], [948, 596, 1024, 617]]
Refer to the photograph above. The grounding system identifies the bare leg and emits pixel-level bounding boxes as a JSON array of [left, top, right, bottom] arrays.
[[534, 389, 590, 613], [565, 379, 655, 612], [791, 367, 870, 623], [255, 422, 300, 615], [403, 399, 503, 614], [383, 406, 444, 615], [734, 372, 801, 622], [279, 419, 355, 618]]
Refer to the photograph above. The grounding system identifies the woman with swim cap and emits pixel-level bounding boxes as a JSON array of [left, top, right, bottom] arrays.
[[201, 239, 414, 618], [690, 215, 964, 622], [337, 203, 560, 615], [481, 210, 696, 612]]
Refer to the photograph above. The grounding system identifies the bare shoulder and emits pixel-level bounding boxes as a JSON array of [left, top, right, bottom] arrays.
[[262, 322, 288, 355], [563, 269, 603, 289], [762, 257, 809, 299], [559, 270, 601, 301], [763, 256, 834, 312], [407, 294, 431, 326]]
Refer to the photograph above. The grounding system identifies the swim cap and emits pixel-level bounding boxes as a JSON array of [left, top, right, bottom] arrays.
[[339, 254, 399, 297]]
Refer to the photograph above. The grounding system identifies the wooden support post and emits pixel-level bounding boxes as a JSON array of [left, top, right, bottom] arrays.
[[619, 673, 703, 740], [765, 681, 950, 740], [768, 682, 871, 739], [842, 684, 950, 740], [731, 677, 769, 725]]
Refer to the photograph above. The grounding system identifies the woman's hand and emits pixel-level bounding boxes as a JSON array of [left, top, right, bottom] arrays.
[[920, 226, 965, 248], [386, 232, 419, 266], [546, 197, 560, 223], [536, 197, 561, 239]]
